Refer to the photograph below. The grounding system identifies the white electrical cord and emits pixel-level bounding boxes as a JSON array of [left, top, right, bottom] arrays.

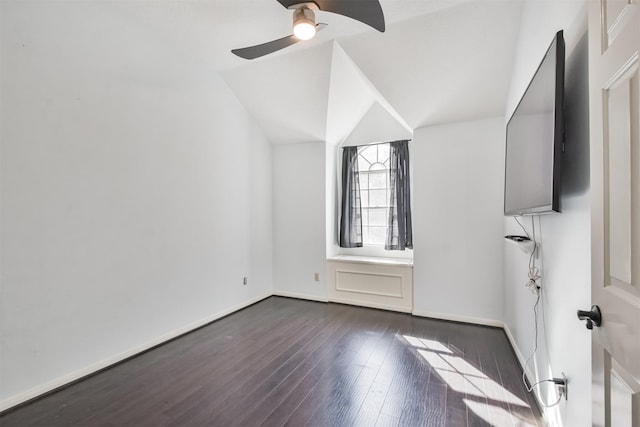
[[526, 378, 563, 408], [516, 216, 562, 408], [521, 289, 540, 390], [514, 216, 531, 239], [525, 217, 540, 295]]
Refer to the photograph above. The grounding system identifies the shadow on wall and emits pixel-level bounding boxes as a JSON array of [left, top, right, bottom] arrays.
[[561, 32, 590, 201]]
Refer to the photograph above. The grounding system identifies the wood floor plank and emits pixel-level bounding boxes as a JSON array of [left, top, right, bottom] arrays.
[[212, 308, 356, 426], [179, 318, 328, 424], [376, 413, 400, 427], [106, 309, 313, 426], [281, 327, 371, 425], [258, 306, 370, 426], [0, 297, 543, 427], [307, 312, 400, 427], [238, 309, 359, 426]]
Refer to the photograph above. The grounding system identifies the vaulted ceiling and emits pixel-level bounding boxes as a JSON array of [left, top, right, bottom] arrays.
[[61, 0, 525, 145], [219, 0, 524, 144]]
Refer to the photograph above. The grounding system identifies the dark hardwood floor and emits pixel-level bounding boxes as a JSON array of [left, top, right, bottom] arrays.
[[0, 297, 542, 426]]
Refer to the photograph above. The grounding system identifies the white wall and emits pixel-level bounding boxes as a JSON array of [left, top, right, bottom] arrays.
[[413, 118, 505, 324], [272, 142, 327, 301], [249, 126, 274, 301], [0, 1, 272, 408], [341, 103, 413, 148], [326, 142, 339, 259], [503, 2, 590, 425]]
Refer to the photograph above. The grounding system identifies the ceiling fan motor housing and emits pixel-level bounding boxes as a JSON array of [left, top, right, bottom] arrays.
[[293, 7, 315, 23]]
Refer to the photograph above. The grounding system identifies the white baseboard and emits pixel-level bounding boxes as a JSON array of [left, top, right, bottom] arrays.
[[329, 297, 412, 313], [0, 292, 271, 413], [412, 309, 504, 328], [502, 323, 546, 414], [502, 323, 528, 370], [273, 292, 411, 313], [272, 290, 328, 303]]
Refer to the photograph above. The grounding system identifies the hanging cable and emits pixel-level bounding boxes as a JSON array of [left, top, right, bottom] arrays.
[[521, 290, 541, 390], [526, 378, 564, 408], [517, 216, 563, 408], [514, 216, 531, 239], [525, 217, 540, 295]]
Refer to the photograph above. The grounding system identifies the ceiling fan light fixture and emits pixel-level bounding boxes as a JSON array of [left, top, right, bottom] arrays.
[[232, 0, 385, 60], [293, 8, 316, 40]]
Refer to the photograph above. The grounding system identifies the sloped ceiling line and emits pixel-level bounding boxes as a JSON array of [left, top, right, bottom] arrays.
[[326, 40, 412, 148], [342, 102, 413, 147], [325, 41, 376, 147], [337, 1, 524, 130], [221, 41, 334, 145], [222, 1, 523, 144]]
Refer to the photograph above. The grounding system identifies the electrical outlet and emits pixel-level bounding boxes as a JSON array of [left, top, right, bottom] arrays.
[[313, 273, 319, 282], [243, 276, 248, 286], [559, 372, 568, 400]]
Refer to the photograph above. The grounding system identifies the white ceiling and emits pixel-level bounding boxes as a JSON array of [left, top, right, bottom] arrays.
[[338, 1, 524, 130], [219, 0, 524, 144], [74, 0, 525, 144]]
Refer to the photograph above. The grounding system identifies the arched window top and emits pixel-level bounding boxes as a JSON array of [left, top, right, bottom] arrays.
[[357, 144, 390, 172]]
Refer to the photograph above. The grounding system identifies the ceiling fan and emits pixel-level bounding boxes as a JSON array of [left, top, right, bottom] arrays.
[[231, 0, 385, 60]]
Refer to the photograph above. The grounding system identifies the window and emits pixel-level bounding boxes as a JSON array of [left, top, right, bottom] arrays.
[[357, 144, 391, 246], [339, 140, 413, 251]]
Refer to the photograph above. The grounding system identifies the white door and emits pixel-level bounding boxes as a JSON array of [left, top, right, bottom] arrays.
[[588, 0, 640, 425]]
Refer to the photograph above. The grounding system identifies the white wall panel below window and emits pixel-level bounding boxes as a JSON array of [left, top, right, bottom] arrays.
[[327, 256, 413, 312]]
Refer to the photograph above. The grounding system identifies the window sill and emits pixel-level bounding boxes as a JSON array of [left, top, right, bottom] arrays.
[[327, 255, 413, 267], [337, 245, 413, 261]]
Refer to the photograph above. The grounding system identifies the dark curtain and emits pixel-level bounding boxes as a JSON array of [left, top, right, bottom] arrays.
[[339, 146, 363, 248], [386, 140, 413, 250]]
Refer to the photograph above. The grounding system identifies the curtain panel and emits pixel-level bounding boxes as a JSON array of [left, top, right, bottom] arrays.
[[386, 140, 413, 250], [339, 146, 363, 248]]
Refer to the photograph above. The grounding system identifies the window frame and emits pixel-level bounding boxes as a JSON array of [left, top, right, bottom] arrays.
[[337, 141, 414, 259], [357, 144, 392, 247]]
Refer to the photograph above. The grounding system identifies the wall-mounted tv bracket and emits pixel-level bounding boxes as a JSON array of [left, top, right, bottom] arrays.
[[505, 235, 531, 242], [505, 235, 536, 255]]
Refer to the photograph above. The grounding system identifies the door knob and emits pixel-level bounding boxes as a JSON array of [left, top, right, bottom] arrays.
[[577, 305, 601, 330]]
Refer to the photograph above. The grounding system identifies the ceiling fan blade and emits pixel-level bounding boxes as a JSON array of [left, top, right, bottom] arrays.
[[232, 24, 327, 60], [232, 35, 299, 60], [277, 0, 385, 32]]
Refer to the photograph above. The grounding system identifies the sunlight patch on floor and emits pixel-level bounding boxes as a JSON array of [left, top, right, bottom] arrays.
[[399, 334, 537, 426], [401, 335, 452, 353], [464, 398, 537, 427]]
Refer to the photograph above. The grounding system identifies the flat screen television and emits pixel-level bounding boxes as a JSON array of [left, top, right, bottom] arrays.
[[504, 30, 565, 216]]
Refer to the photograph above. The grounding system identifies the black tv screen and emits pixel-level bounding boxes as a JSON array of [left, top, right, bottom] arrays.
[[504, 30, 565, 216]]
